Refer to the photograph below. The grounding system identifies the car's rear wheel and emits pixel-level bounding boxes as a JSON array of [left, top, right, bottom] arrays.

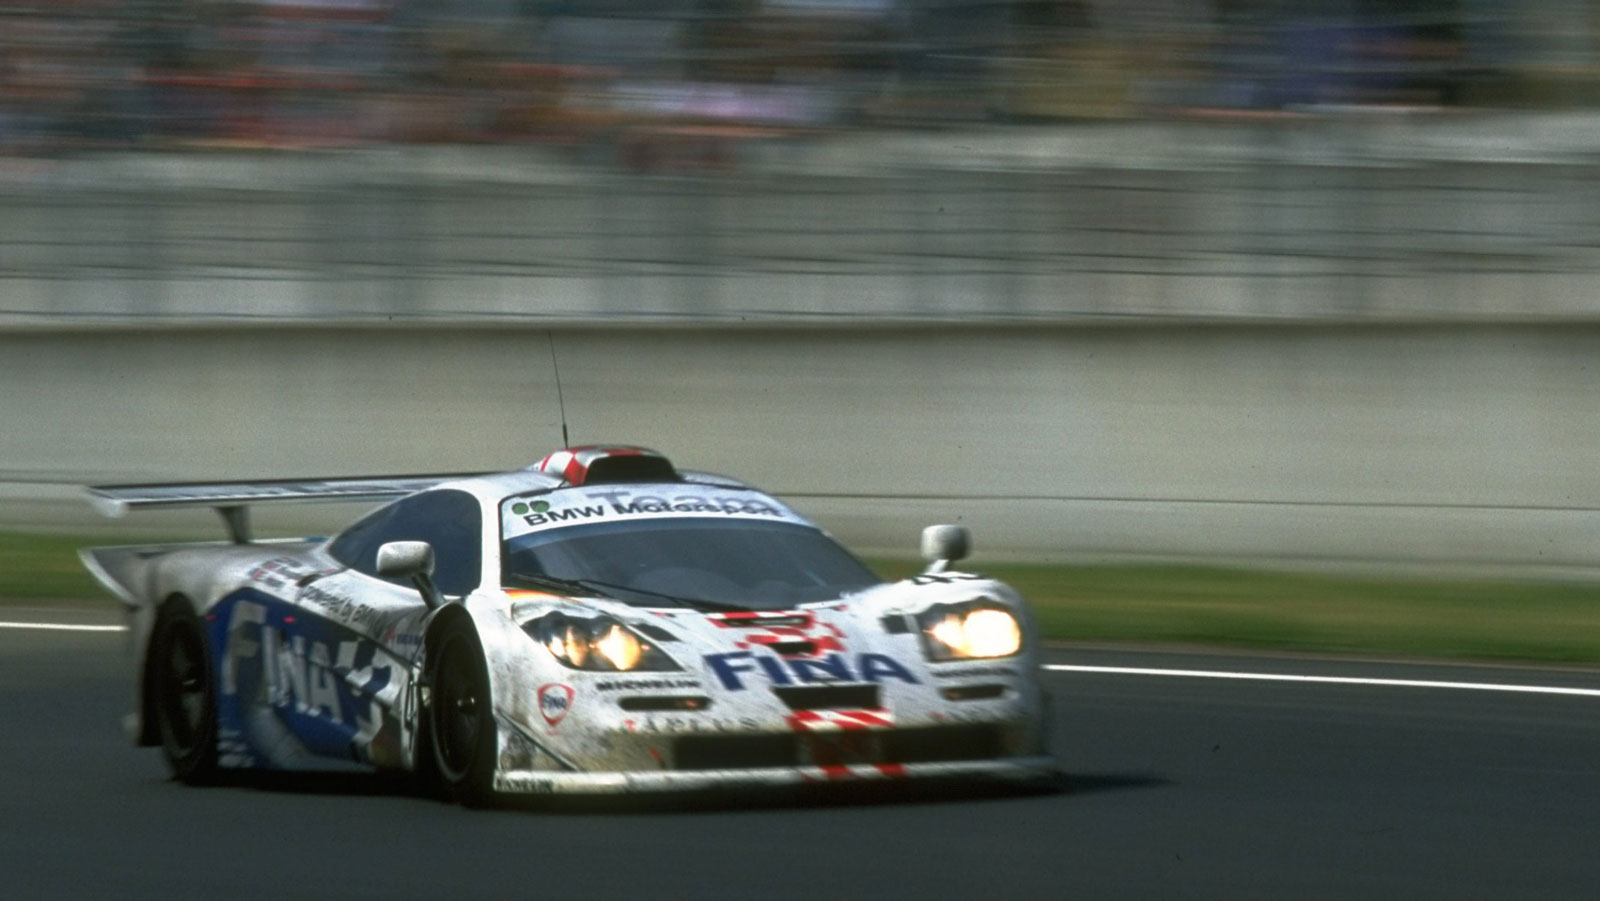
[[426, 619, 496, 806], [150, 601, 219, 784]]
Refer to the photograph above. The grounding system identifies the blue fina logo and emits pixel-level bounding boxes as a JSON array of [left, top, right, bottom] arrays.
[[703, 651, 919, 691]]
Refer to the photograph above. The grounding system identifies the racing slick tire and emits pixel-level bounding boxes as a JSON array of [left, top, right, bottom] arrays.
[[425, 617, 496, 807], [149, 599, 219, 785]]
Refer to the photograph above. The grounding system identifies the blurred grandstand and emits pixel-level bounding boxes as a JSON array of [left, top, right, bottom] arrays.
[[4, 0, 1599, 156]]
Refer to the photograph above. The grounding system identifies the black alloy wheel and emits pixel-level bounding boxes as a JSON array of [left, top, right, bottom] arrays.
[[151, 602, 219, 784], [427, 620, 496, 806]]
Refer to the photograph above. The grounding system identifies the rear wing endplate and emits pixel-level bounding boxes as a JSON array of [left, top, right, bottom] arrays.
[[85, 473, 487, 544]]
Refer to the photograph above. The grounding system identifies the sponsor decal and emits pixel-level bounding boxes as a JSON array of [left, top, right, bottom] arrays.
[[593, 677, 702, 692], [522, 503, 607, 527], [246, 557, 321, 591], [704, 651, 919, 691], [601, 494, 783, 518], [538, 683, 574, 727], [623, 715, 763, 734], [212, 590, 403, 765], [508, 488, 797, 532], [297, 585, 385, 633], [380, 619, 424, 653]]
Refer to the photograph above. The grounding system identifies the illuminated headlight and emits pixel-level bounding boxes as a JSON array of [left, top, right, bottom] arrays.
[[917, 602, 1023, 661], [523, 614, 680, 672]]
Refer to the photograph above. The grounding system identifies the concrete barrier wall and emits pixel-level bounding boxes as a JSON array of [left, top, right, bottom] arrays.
[[5, 323, 1600, 572], [5, 153, 1600, 327]]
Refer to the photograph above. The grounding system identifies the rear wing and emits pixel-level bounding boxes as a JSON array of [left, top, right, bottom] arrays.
[[85, 473, 487, 543]]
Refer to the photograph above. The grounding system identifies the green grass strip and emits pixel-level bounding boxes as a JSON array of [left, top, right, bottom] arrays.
[[871, 558, 1600, 665], [0, 530, 210, 601]]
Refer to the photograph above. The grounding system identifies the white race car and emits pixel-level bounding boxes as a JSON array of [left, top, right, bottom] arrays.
[[82, 446, 1054, 804]]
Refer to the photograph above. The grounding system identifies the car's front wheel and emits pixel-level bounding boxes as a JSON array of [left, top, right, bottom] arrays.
[[149, 600, 219, 784], [425, 618, 496, 806]]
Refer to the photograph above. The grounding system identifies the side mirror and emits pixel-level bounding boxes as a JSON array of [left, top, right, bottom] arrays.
[[376, 540, 443, 608], [920, 524, 971, 574], [376, 540, 434, 579]]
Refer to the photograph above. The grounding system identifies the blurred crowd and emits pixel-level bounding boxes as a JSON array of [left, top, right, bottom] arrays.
[[2, 0, 1596, 160]]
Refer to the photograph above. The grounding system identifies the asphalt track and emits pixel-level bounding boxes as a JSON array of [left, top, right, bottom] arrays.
[[4, 614, 1599, 900]]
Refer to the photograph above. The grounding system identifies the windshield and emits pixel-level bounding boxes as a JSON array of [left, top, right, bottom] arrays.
[[502, 517, 882, 610]]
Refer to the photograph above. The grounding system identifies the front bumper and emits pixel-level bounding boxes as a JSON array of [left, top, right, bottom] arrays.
[[493, 755, 1058, 795]]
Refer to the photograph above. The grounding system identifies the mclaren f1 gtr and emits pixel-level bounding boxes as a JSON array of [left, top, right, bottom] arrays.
[[81, 446, 1054, 804]]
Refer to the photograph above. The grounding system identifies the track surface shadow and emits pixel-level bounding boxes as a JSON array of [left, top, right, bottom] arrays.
[[191, 767, 1170, 814], [1057, 770, 1173, 797], [198, 769, 413, 796]]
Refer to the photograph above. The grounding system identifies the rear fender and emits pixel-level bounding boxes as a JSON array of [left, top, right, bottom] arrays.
[[80, 544, 260, 746], [80, 546, 182, 745], [78, 545, 171, 611]]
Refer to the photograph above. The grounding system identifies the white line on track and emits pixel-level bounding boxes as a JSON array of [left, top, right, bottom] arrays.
[[3, 622, 1594, 696], [1045, 664, 1600, 698], [0, 621, 124, 633]]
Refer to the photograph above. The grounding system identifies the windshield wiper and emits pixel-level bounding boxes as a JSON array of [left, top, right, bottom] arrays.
[[508, 572, 617, 599]]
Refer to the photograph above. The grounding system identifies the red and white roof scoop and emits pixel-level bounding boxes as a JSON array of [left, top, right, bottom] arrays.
[[529, 446, 680, 487]]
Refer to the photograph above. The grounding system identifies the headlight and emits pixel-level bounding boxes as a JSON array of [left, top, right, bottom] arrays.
[[917, 602, 1023, 661], [592, 621, 643, 671], [524, 613, 680, 672]]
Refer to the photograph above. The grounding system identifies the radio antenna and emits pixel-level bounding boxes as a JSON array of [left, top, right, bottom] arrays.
[[547, 331, 570, 448]]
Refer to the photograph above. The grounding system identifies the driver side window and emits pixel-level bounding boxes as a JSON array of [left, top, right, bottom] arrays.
[[328, 489, 483, 596]]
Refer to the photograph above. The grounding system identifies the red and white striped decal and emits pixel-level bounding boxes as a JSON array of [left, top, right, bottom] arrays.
[[801, 763, 908, 781], [788, 709, 907, 779], [532, 445, 647, 487], [786, 708, 894, 732], [709, 611, 846, 658]]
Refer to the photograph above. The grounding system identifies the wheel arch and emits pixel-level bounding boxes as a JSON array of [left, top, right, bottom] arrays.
[[422, 604, 478, 669], [422, 602, 530, 714], [419, 603, 503, 804]]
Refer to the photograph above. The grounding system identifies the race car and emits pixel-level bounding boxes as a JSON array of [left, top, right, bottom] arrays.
[[81, 445, 1054, 804]]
